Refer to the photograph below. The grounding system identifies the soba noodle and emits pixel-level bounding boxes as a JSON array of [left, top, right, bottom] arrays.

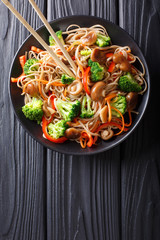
[[12, 24, 147, 148]]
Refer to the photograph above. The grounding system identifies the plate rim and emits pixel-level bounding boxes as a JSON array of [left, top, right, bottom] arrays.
[[9, 15, 150, 155]]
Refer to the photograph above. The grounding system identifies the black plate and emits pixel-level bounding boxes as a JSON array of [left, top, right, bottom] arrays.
[[9, 15, 150, 155]]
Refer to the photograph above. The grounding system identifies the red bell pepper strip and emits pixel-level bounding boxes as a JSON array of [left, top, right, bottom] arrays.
[[11, 56, 26, 82], [19, 55, 26, 68], [106, 53, 113, 58], [108, 61, 115, 73], [81, 131, 93, 147], [83, 67, 91, 95], [42, 116, 67, 143]]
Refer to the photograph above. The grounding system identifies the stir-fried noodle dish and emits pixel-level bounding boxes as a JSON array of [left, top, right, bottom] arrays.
[[11, 24, 147, 148]]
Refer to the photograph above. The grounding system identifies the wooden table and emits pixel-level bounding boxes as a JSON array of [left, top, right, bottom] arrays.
[[0, 0, 160, 239]]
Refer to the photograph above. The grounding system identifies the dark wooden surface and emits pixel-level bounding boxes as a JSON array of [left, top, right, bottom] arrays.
[[0, 0, 160, 239]]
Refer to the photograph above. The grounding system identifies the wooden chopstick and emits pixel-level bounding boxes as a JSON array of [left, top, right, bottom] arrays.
[[1, 0, 75, 78], [29, 0, 77, 73]]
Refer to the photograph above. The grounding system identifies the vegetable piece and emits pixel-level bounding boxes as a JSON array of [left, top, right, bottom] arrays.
[[93, 121, 128, 144], [118, 72, 142, 92], [106, 53, 113, 58], [91, 48, 107, 64], [61, 74, 75, 85], [108, 61, 115, 73], [47, 120, 69, 139], [24, 83, 39, 97], [113, 53, 131, 72], [126, 92, 138, 110], [11, 73, 25, 83], [64, 128, 81, 139], [49, 30, 65, 46], [100, 105, 108, 123], [111, 106, 125, 135], [83, 67, 91, 95], [19, 55, 26, 68], [96, 34, 111, 47], [42, 117, 67, 143], [101, 129, 114, 140], [80, 131, 93, 147], [110, 95, 127, 117], [88, 59, 105, 82], [56, 99, 81, 121], [80, 50, 91, 56], [67, 80, 83, 95], [23, 58, 39, 75], [81, 31, 97, 46], [22, 97, 43, 124], [90, 81, 106, 102], [31, 46, 43, 53], [80, 96, 94, 118]]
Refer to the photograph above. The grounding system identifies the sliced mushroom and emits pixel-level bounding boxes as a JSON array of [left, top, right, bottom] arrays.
[[67, 80, 83, 96], [126, 92, 138, 110], [101, 129, 114, 140], [81, 31, 97, 46], [90, 81, 106, 102], [91, 48, 107, 64], [100, 105, 108, 123], [65, 128, 81, 139], [24, 83, 38, 97]]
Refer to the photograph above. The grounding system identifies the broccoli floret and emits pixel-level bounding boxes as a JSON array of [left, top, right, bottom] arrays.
[[22, 97, 43, 124], [96, 34, 111, 47], [80, 50, 91, 56], [47, 120, 68, 139], [110, 95, 127, 117], [49, 30, 65, 46], [56, 99, 81, 121], [80, 96, 94, 118], [61, 74, 75, 85], [23, 59, 39, 75], [118, 72, 142, 92], [88, 59, 105, 82]]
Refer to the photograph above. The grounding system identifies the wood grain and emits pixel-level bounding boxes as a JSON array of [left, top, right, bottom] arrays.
[[119, 0, 160, 239], [0, 0, 160, 239], [0, 1, 46, 239], [46, 1, 121, 240]]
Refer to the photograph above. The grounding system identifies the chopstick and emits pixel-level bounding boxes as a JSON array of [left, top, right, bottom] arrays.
[[1, 0, 75, 78], [29, 0, 77, 73]]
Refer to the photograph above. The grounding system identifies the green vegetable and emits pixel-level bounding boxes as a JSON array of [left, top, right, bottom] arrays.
[[47, 120, 68, 139], [56, 99, 81, 121], [61, 74, 75, 85], [80, 50, 91, 56], [23, 59, 39, 75], [49, 30, 65, 46], [118, 72, 142, 92], [80, 96, 94, 118], [96, 34, 111, 47], [88, 59, 105, 82], [22, 97, 43, 124], [110, 95, 127, 117]]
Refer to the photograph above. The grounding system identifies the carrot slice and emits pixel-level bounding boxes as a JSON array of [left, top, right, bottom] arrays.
[[111, 106, 125, 135], [31, 46, 43, 53]]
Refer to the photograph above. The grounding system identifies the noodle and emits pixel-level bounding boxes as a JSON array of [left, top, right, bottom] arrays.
[[12, 24, 147, 148]]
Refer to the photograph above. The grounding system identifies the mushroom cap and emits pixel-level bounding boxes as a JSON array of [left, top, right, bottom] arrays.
[[90, 81, 106, 102]]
